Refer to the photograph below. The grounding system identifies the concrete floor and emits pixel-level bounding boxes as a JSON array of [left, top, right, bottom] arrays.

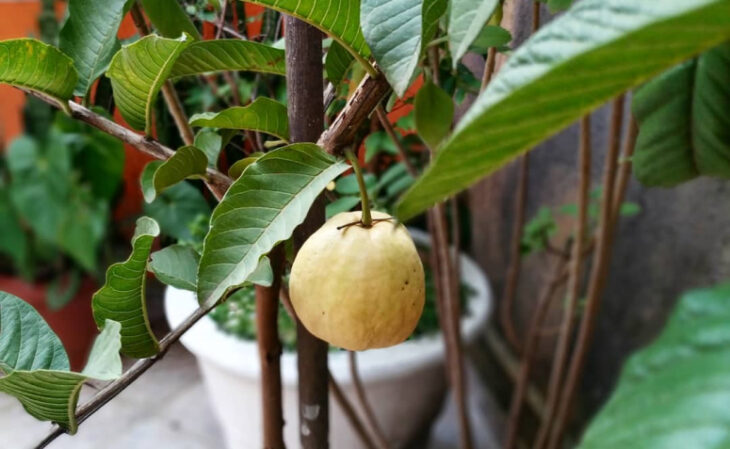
[[0, 344, 501, 449]]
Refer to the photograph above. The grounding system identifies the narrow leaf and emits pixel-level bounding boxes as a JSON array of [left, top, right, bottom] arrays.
[[197, 144, 349, 305], [139, 0, 202, 40], [0, 39, 77, 109], [246, 0, 372, 70], [107, 34, 192, 133], [59, 0, 128, 96], [151, 146, 208, 200], [189, 97, 289, 141], [414, 82, 454, 149], [579, 282, 730, 449], [149, 244, 200, 291], [396, 0, 730, 221], [92, 217, 161, 358], [448, 0, 500, 67], [169, 40, 287, 78]]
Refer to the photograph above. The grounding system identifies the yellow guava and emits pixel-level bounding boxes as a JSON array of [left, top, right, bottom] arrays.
[[289, 210, 425, 351]]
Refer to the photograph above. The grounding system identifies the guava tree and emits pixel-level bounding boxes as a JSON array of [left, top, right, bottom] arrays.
[[0, 0, 729, 448]]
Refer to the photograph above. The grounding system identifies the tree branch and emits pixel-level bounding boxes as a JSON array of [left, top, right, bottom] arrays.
[[374, 104, 417, 177]]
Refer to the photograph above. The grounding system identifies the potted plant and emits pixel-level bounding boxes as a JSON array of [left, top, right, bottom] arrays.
[[0, 109, 124, 369]]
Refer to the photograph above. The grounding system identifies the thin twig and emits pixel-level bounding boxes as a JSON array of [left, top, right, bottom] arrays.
[[328, 371, 378, 449], [374, 104, 417, 177], [215, 0, 228, 40], [533, 115, 592, 449], [545, 96, 625, 449], [611, 116, 638, 222], [505, 244, 570, 449], [349, 352, 390, 449], [34, 298, 222, 449]]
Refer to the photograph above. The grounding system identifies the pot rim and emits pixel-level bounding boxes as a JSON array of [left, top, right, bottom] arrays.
[[164, 228, 493, 385]]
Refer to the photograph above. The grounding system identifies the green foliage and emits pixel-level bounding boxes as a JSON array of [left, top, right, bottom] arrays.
[[169, 40, 287, 78], [228, 153, 264, 180], [0, 292, 122, 433], [632, 43, 730, 187], [521, 207, 557, 255], [448, 0, 500, 67], [471, 25, 512, 52], [150, 146, 209, 201], [143, 181, 211, 241], [189, 97, 290, 141], [139, 0, 202, 40], [92, 217, 160, 359], [414, 82, 454, 149], [325, 41, 355, 86], [197, 144, 349, 306], [580, 282, 730, 449], [0, 39, 77, 110], [59, 0, 128, 97], [149, 244, 200, 291], [396, 0, 730, 221]]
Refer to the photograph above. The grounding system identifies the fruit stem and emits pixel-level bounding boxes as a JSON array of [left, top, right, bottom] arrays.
[[345, 148, 372, 227]]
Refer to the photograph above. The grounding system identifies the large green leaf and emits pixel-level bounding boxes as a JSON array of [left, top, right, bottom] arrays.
[[448, 0, 500, 67], [150, 146, 208, 201], [139, 0, 202, 40], [579, 283, 730, 449], [59, 0, 128, 97], [0, 292, 122, 433], [414, 81, 454, 149], [0, 39, 77, 109], [107, 34, 192, 133], [92, 217, 160, 358], [169, 40, 287, 78], [189, 97, 290, 141], [197, 144, 349, 305], [245, 0, 372, 71], [396, 0, 730, 221], [149, 244, 200, 291], [632, 43, 730, 187]]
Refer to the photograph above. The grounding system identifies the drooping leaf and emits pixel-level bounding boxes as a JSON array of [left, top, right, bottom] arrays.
[[448, 0, 500, 67], [579, 282, 730, 449], [194, 129, 224, 167], [149, 244, 200, 291], [150, 146, 208, 201], [59, 0, 128, 96], [0, 292, 122, 433], [414, 81, 454, 149], [361, 0, 421, 97], [139, 0, 202, 40], [633, 43, 730, 187], [228, 152, 264, 179], [325, 41, 355, 86], [141, 160, 164, 204], [169, 40, 287, 78], [197, 144, 349, 305], [144, 181, 211, 241], [107, 34, 192, 133], [92, 217, 160, 358], [189, 97, 289, 141], [0, 39, 77, 110], [396, 0, 730, 221], [246, 0, 371, 70]]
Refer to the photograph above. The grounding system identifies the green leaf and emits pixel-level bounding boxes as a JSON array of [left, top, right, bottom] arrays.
[[547, 0, 574, 13], [149, 244, 200, 291], [361, 0, 421, 96], [141, 160, 164, 204], [149, 146, 208, 201], [0, 292, 122, 433], [579, 282, 730, 449], [0, 189, 28, 275], [0, 39, 77, 109], [189, 97, 290, 141], [59, 0, 128, 97], [246, 0, 371, 71], [396, 0, 730, 221], [422, 0, 448, 50], [471, 25, 512, 51], [448, 0, 500, 67], [194, 129, 224, 167], [144, 181, 211, 241], [197, 144, 349, 305], [335, 173, 376, 195], [325, 41, 355, 86], [169, 40, 287, 78], [92, 217, 160, 358], [364, 130, 398, 163], [228, 153, 264, 179], [632, 43, 730, 187], [414, 81, 454, 149], [326, 196, 360, 218], [107, 34, 192, 133], [139, 0, 202, 40]]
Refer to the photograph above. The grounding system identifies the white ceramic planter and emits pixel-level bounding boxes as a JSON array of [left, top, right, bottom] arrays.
[[165, 230, 492, 449]]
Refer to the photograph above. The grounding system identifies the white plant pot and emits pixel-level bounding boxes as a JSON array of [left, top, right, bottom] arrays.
[[164, 229, 492, 449]]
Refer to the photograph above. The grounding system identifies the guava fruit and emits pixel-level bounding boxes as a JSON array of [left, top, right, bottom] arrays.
[[289, 210, 425, 351]]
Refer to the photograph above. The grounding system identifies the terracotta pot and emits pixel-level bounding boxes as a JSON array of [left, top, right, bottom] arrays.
[[0, 275, 99, 371]]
